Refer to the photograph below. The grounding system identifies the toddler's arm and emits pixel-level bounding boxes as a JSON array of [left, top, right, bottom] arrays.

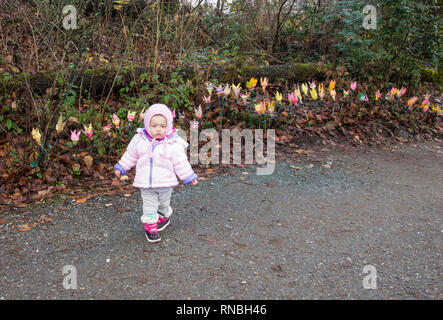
[[113, 134, 140, 175], [171, 143, 198, 185]]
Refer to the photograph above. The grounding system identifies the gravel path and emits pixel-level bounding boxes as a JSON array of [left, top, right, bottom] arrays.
[[0, 139, 442, 299]]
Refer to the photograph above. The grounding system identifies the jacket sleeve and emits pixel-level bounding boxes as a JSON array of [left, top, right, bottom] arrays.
[[114, 134, 140, 174], [171, 142, 198, 184]]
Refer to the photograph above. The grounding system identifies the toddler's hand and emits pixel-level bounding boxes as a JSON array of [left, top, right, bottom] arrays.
[[191, 179, 198, 185], [115, 170, 121, 178]]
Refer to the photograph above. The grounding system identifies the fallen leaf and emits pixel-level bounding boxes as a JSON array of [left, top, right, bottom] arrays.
[[76, 198, 87, 204], [105, 203, 113, 207], [83, 155, 93, 168], [18, 224, 31, 232], [322, 164, 332, 168], [305, 164, 314, 168]]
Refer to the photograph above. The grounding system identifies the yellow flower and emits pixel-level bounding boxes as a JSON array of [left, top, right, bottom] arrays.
[[55, 115, 67, 133], [267, 101, 275, 113], [407, 97, 418, 107], [390, 87, 398, 96], [254, 103, 261, 114], [310, 88, 318, 100], [206, 82, 214, 95], [329, 80, 336, 91], [31, 128, 41, 146], [255, 102, 265, 114], [301, 83, 308, 96], [246, 77, 258, 90], [275, 91, 283, 102]]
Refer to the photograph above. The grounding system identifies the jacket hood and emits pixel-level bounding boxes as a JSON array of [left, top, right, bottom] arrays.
[[143, 104, 174, 137]]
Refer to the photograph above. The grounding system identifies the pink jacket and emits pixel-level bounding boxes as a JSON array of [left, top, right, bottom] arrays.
[[114, 104, 198, 188]]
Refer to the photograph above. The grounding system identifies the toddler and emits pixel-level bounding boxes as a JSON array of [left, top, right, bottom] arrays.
[[114, 104, 198, 243]]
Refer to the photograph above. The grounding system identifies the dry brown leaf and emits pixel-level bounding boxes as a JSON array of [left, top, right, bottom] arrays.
[[83, 155, 93, 168], [18, 224, 31, 232], [76, 198, 87, 204]]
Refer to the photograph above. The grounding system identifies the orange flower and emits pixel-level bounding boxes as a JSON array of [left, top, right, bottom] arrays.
[[246, 78, 258, 90]]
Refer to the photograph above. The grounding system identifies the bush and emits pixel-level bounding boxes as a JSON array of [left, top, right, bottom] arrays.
[[330, 0, 440, 86]]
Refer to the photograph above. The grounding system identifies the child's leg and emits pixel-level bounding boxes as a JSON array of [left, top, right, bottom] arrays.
[[157, 187, 173, 218], [140, 188, 160, 224]]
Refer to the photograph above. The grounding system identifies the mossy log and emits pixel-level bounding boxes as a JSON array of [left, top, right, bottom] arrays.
[[227, 63, 336, 83], [6, 63, 441, 96], [26, 66, 152, 97]]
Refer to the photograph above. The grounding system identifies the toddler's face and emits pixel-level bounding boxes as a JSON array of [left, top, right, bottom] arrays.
[[150, 115, 167, 139]]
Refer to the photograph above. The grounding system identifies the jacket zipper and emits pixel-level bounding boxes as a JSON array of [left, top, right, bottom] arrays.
[[149, 143, 160, 188]]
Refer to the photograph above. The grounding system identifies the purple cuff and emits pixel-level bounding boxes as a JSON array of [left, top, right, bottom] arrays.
[[183, 173, 198, 185], [114, 163, 126, 175]]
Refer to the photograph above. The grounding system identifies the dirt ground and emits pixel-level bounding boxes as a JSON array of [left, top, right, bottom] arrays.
[[0, 137, 442, 299]]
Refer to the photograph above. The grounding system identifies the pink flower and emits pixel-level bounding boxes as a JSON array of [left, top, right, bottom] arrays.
[[171, 109, 176, 118], [308, 81, 316, 89], [423, 93, 431, 106], [375, 90, 382, 101], [127, 110, 136, 122], [194, 104, 203, 120], [70, 130, 80, 143], [350, 82, 357, 91], [288, 92, 298, 105], [102, 124, 112, 132], [83, 124, 93, 141], [112, 114, 120, 128], [203, 96, 213, 104]]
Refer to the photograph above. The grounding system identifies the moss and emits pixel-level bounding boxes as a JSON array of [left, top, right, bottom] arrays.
[[420, 68, 438, 83], [84, 67, 109, 77], [236, 63, 334, 82]]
